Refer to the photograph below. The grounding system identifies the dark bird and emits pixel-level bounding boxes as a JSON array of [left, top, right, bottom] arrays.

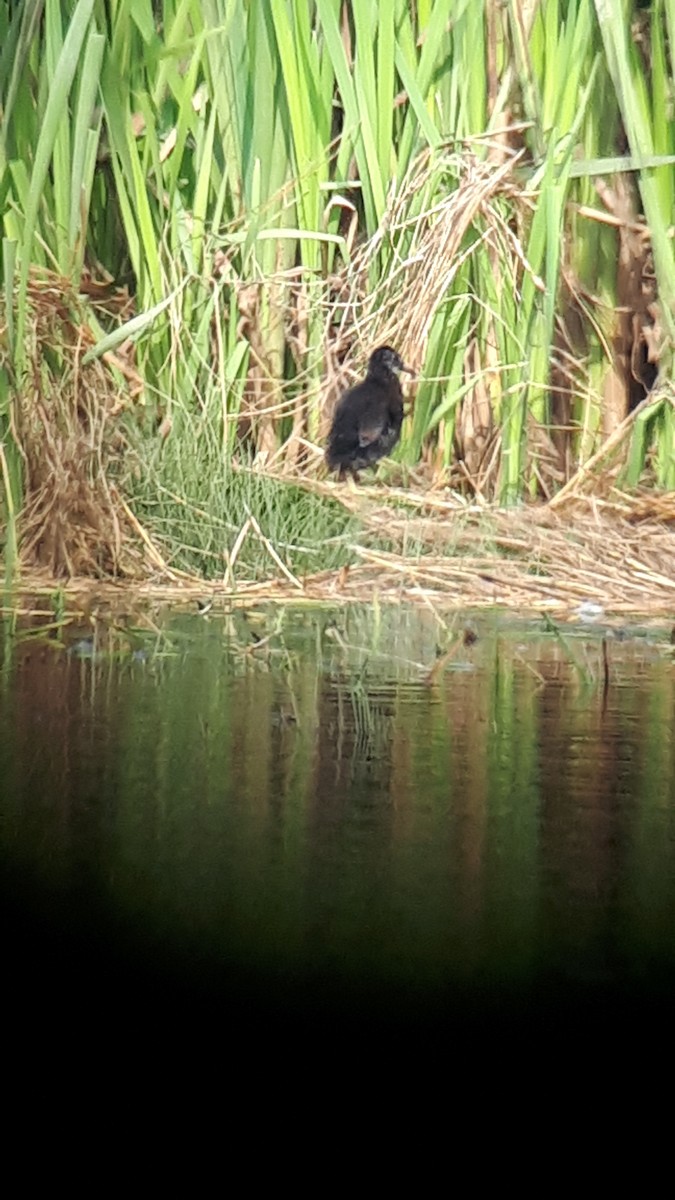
[[325, 346, 414, 479]]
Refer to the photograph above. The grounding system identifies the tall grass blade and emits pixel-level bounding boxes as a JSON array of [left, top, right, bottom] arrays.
[[14, 0, 96, 366]]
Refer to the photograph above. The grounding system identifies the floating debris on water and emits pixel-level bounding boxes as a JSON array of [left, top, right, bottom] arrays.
[[576, 601, 605, 622]]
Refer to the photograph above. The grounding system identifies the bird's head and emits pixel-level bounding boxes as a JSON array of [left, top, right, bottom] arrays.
[[368, 346, 414, 377]]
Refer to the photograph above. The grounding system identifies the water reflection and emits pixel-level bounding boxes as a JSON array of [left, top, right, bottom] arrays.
[[1, 606, 674, 1033]]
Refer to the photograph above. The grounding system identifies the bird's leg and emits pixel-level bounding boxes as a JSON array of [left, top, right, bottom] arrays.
[[336, 466, 360, 491]]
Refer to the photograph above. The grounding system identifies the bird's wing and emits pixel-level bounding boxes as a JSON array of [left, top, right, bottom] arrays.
[[357, 419, 386, 448]]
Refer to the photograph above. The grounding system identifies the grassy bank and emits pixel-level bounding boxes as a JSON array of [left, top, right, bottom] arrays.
[[1, 1, 674, 587], [7, 489, 675, 620]]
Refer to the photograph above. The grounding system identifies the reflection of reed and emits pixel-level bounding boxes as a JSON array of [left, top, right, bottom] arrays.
[[338, 679, 393, 775], [3, 609, 675, 1002]]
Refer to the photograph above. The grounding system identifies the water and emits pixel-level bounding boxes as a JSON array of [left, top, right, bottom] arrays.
[[2, 604, 675, 1041]]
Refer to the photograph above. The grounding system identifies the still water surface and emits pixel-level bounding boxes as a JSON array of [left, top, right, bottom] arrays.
[[2, 605, 675, 1033]]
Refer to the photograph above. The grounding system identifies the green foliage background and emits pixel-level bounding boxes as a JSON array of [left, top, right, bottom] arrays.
[[1, 0, 674, 579]]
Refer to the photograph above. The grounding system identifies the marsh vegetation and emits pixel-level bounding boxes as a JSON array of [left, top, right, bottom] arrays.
[[1, 1, 674, 598]]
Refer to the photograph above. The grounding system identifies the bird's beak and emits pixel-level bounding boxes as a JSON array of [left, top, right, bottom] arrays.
[[401, 363, 414, 376]]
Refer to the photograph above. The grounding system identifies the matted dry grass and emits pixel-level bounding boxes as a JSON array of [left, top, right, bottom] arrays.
[[12, 483, 675, 620], [12, 274, 143, 578]]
